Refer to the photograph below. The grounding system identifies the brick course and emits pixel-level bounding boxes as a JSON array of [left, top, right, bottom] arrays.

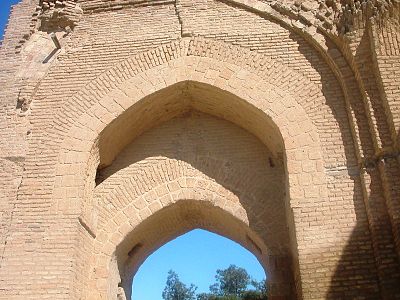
[[0, 0, 399, 299]]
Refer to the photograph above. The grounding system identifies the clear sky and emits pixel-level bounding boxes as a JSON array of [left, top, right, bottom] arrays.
[[132, 229, 266, 300], [0, 3, 266, 300], [0, 0, 20, 40]]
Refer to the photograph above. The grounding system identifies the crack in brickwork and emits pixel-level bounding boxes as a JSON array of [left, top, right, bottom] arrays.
[[174, 0, 186, 37], [0, 161, 23, 268]]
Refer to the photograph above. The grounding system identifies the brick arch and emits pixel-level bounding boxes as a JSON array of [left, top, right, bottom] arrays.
[[53, 53, 326, 215], [20, 5, 366, 178], [94, 157, 259, 228], [93, 156, 287, 253], [3, 1, 399, 298], [47, 38, 346, 224], [27, 7, 364, 178], [89, 176, 288, 300], [49, 39, 332, 300], [87, 109, 296, 299], [48, 37, 346, 162], [51, 53, 326, 299], [89, 136, 295, 297]]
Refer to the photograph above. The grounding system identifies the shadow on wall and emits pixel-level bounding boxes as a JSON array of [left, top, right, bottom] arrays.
[[327, 178, 380, 299], [327, 173, 400, 299], [291, 28, 400, 298], [398, 130, 400, 150], [327, 30, 400, 299], [292, 31, 391, 298]]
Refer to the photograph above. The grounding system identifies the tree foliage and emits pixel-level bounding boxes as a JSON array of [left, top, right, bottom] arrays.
[[163, 266, 267, 300], [162, 270, 197, 300], [211, 265, 250, 297]]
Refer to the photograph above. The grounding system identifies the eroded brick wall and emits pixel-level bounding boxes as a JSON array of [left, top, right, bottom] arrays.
[[0, 0, 37, 281], [0, 0, 399, 299]]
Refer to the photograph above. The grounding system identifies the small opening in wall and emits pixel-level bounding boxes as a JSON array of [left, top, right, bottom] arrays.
[[269, 157, 275, 168], [95, 167, 106, 186]]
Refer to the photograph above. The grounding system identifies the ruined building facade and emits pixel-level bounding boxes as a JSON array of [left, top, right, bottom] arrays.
[[0, 0, 400, 299]]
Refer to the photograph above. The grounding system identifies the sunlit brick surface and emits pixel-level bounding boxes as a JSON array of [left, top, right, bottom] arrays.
[[0, 0, 399, 299]]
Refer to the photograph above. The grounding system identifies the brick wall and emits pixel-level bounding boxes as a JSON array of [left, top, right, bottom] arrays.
[[0, 0, 399, 299]]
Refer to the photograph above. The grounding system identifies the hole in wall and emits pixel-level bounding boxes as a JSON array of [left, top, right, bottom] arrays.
[[95, 167, 106, 185]]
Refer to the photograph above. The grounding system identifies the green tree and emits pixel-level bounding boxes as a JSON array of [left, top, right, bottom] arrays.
[[197, 294, 238, 300], [251, 279, 267, 295], [210, 265, 250, 298], [162, 270, 197, 300], [197, 293, 220, 300], [196, 293, 211, 300], [242, 290, 264, 300], [242, 279, 268, 300]]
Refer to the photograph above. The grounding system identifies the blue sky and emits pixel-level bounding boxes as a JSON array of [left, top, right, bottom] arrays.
[[0, 0, 20, 40], [132, 229, 266, 300], [0, 3, 266, 300]]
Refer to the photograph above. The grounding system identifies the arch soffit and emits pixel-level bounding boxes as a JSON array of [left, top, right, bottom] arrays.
[[93, 156, 287, 243], [93, 176, 250, 257]]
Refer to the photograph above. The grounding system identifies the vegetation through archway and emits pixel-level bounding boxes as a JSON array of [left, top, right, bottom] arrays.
[[131, 229, 267, 300]]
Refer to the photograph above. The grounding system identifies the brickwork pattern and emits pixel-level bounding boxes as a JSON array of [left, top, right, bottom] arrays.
[[0, 0, 400, 299], [90, 112, 291, 299]]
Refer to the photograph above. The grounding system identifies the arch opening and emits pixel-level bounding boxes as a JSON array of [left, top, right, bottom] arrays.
[[91, 107, 298, 299], [81, 73, 323, 300], [130, 228, 267, 300], [110, 200, 291, 300]]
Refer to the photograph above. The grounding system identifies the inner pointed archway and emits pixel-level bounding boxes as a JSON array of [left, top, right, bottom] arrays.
[[107, 199, 295, 300], [116, 200, 272, 300], [90, 101, 298, 299], [131, 228, 267, 300]]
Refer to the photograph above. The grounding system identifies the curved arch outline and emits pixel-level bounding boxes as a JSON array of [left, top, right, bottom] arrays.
[[51, 51, 327, 299], [53, 51, 327, 216]]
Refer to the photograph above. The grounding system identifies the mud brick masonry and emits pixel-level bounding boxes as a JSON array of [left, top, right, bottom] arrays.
[[0, 0, 400, 299]]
